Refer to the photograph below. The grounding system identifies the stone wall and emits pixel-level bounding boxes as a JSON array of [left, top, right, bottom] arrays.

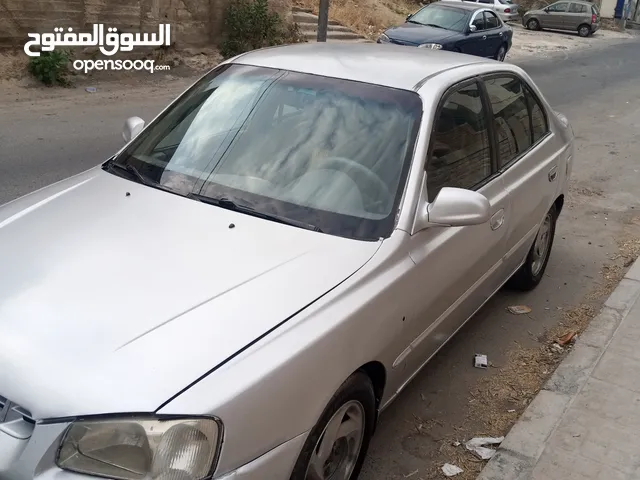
[[0, 0, 227, 49]]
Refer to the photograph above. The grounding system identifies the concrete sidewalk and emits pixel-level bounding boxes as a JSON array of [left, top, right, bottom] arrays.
[[478, 258, 640, 480]]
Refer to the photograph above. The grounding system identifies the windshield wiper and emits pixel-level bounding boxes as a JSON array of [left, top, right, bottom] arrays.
[[106, 160, 155, 186], [407, 19, 426, 25], [424, 23, 445, 29], [188, 193, 323, 233]]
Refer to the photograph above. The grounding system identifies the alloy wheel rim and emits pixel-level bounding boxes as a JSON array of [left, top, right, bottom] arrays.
[[305, 400, 366, 480], [531, 213, 552, 277]]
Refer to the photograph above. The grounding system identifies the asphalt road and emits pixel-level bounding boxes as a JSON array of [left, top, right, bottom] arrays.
[[1, 38, 640, 479]]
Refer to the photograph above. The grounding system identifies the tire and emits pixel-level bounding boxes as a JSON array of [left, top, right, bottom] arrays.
[[507, 205, 557, 292], [495, 43, 507, 61], [290, 372, 376, 480], [578, 24, 591, 37], [527, 18, 540, 30]]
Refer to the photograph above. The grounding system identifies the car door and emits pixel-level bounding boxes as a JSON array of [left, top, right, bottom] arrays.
[[566, 2, 589, 30], [401, 79, 510, 379], [483, 10, 503, 56], [461, 10, 488, 56], [543, 1, 570, 28], [480, 73, 558, 275]]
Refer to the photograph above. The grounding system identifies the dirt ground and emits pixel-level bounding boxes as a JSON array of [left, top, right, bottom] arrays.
[[507, 23, 636, 60]]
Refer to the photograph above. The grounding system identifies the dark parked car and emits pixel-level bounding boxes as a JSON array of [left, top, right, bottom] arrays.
[[377, 1, 513, 61], [523, 0, 600, 37]]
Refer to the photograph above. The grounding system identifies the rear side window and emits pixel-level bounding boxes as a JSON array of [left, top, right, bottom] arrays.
[[568, 3, 587, 12], [483, 75, 549, 168], [525, 87, 549, 143], [547, 2, 569, 11], [427, 82, 492, 201], [484, 77, 532, 168], [591, 5, 599, 15], [485, 11, 500, 28]]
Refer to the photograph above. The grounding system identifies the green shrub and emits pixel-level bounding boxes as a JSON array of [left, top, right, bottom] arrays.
[[221, 0, 304, 59], [28, 50, 71, 86]]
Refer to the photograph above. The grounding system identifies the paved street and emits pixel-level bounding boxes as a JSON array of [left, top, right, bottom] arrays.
[[1, 37, 640, 478]]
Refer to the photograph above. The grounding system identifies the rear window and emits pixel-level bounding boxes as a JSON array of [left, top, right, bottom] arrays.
[[591, 4, 600, 15]]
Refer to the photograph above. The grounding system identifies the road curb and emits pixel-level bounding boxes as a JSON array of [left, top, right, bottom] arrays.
[[477, 257, 640, 480]]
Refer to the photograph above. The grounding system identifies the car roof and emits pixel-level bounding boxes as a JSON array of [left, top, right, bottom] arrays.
[[432, 1, 487, 11], [231, 42, 491, 91]]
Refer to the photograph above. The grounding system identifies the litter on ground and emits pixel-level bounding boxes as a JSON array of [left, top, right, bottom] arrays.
[[442, 463, 464, 477], [507, 305, 532, 315], [474, 354, 488, 369], [465, 436, 505, 460]]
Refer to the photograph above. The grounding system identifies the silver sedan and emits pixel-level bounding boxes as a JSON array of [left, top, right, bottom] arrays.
[[0, 43, 573, 480]]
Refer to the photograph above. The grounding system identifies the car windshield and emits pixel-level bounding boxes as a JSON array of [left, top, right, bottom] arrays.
[[111, 64, 422, 241], [408, 5, 470, 32]]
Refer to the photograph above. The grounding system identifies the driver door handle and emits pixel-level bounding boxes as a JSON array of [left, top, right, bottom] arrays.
[[490, 209, 505, 231], [499, 32, 503, 36], [482, 35, 487, 40]]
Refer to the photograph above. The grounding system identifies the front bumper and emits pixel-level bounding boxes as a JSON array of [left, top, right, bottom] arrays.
[[1, 421, 308, 480]]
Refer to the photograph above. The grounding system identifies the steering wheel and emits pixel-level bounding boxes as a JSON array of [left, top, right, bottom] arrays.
[[318, 156, 393, 210]]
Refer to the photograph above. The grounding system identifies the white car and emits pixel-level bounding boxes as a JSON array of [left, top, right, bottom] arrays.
[[454, 0, 521, 21]]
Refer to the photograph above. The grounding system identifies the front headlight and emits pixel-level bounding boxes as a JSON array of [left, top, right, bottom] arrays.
[[378, 33, 390, 43], [418, 43, 443, 49], [56, 417, 222, 480]]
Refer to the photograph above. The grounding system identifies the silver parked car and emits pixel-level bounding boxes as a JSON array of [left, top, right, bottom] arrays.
[[523, 0, 601, 36], [0, 43, 573, 480], [464, 0, 520, 21]]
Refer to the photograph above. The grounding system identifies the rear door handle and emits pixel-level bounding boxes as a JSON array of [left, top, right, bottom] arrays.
[[548, 165, 558, 182], [482, 35, 487, 40], [490, 209, 505, 231], [499, 32, 503, 36]]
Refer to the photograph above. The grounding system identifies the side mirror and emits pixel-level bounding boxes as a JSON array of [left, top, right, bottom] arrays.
[[406, 13, 413, 21], [122, 116, 145, 143], [543, 7, 549, 11], [469, 24, 478, 32], [425, 187, 491, 228]]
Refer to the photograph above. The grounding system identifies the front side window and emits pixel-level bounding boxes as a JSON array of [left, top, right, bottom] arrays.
[[484, 11, 501, 28], [568, 2, 587, 12], [472, 13, 486, 30], [427, 82, 492, 202], [409, 5, 471, 32], [484, 76, 532, 168], [547, 2, 569, 11], [111, 64, 422, 240]]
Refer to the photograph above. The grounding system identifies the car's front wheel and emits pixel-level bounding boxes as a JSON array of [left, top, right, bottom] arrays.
[[290, 372, 376, 480], [507, 204, 557, 291], [527, 18, 540, 30]]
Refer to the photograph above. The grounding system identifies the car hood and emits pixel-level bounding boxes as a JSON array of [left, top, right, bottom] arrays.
[[385, 23, 461, 45], [0, 168, 381, 419]]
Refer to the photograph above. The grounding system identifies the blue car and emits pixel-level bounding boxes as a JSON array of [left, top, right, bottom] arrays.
[[378, 1, 513, 61]]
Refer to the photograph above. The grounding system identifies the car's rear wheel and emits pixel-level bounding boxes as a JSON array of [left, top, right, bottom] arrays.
[[527, 18, 540, 30], [507, 205, 557, 291], [495, 44, 507, 61], [578, 24, 591, 37], [290, 372, 376, 480]]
